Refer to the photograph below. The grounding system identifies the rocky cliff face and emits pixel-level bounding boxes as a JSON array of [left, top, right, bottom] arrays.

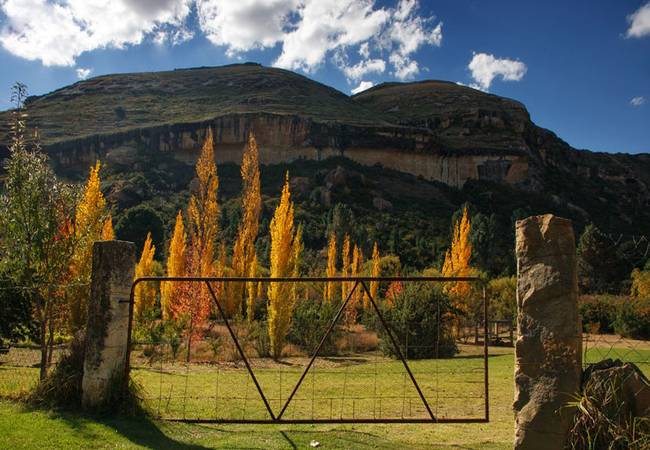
[[0, 64, 647, 212]]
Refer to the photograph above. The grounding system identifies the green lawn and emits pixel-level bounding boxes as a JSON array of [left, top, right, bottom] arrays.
[[3, 339, 648, 449], [0, 345, 514, 449]]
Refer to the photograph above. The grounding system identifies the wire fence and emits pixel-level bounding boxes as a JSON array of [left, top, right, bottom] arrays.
[[127, 277, 489, 423]]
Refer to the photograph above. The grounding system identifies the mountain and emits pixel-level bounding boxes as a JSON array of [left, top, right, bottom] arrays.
[[0, 63, 648, 247]]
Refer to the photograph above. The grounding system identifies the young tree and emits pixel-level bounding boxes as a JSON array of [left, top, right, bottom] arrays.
[[233, 134, 262, 317], [631, 262, 650, 299], [0, 83, 77, 379], [69, 161, 109, 332], [267, 174, 296, 359], [325, 230, 337, 302], [134, 233, 156, 323], [162, 211, 186, 320], [101, 214, 114, 240], [188, 127, 219, 279]]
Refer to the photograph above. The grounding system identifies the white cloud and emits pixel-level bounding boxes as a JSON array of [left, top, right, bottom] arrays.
[[0, 0, 192, 66], [196, 0, 298, 55], [351, 80, 375, 94], [631, 96, 646, 106], [342, 58, 386, 82], [626, 2, 650, 38], [467, 52, 527, 91], [76, 67, 92, 80], [0, 0, 442, 84]]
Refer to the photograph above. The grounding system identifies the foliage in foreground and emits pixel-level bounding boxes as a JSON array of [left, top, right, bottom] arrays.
[[565, 375, 650, 450]]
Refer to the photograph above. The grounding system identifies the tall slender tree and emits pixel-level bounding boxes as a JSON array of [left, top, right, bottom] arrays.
[[325, 230, 337, 302], [162, 211, 186, 320], [188, 127, 219, 279], [341, 233, 351, 303], [69, 161, 109, 332], [233, 134, 262, 318], [442, 207, 472, 306], [366, 242, 380, 308], [134, 233, 156, 323], [267, 174, 296, 359]]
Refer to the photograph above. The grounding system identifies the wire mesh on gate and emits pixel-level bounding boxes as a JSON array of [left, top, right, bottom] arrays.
[[583, 333, 650, 377], [126, 276, 489, 423]]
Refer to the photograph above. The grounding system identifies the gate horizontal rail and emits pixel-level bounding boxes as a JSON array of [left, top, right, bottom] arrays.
[[126, 276, 489, 424]]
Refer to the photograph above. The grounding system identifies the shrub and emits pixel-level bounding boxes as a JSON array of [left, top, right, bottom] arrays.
[[579, 295, 623, 334], [288, 296, 342, 356], [375, 282, 457, 360], [613, 297, 650, 340]]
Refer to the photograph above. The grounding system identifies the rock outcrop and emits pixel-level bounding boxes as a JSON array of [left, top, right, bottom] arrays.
[[514, 214, 583, 450]]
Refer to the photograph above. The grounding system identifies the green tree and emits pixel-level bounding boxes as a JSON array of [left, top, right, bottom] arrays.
[[114, 204, 165, 258], [0, 83, 78, 379], [577, 224, 626, 294]]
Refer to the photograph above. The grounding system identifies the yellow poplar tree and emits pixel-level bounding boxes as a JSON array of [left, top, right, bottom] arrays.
[[442, 207, 472, 307], [188, 127, 219, 279], [134, 233, 156, 323], [366, 242, 380, 308], [341, 234, 351, 303], [162, 211, 186, 320], [69, 161, 108, 331], [246, 253, 259, 320], [101, 213, 114, 240], [233, 134, 262, 317], [325, 230, 337, 302], [291, 224, 304, 302], [346, 244, 363, 327], [631, 268, 650, 299], [267, 174, 296, 359]]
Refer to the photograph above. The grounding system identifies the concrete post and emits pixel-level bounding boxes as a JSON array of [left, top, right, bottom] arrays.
[[513, 215, 582, 449], [82, 240, 136, 408]]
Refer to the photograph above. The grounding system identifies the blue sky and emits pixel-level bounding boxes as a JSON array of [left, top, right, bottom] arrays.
[[0, 0, 648, 154]]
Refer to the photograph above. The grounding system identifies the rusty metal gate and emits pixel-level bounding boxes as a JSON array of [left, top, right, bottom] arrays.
[[126, 277, 488, 423]]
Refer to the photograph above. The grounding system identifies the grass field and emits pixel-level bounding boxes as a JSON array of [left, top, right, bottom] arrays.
[[1, 337, 649, 449]]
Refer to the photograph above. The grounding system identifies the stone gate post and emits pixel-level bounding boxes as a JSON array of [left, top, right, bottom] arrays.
[[513, 215, 582, 449], [82, 240, 136, 408]]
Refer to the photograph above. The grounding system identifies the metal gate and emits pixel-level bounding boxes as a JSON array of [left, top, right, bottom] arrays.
[[125, 277, 488, 423]]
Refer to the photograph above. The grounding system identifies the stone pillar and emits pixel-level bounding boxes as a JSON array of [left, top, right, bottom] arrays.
[[82, 240, 136, 408], [513, 215, 582, 450]]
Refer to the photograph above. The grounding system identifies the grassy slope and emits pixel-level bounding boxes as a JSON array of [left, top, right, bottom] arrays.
[[0, 64, 393, 146]]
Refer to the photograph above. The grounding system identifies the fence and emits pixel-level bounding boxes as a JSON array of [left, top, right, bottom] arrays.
[[126, 276, 489, 423]]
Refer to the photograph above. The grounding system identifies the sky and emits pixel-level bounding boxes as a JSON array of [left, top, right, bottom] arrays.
[[0, 0, 648, 155]]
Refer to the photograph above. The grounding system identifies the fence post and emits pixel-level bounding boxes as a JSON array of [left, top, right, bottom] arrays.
[[82, 240, 136, 409], [513, 215, 582, 449]]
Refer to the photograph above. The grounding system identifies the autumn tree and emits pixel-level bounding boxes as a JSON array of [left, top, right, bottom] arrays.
[[0, 83, 77, 379], [267, 174, 297, 359], [134, 233, 156, 323], [366, 242, 380, 308], [631, 261, 650, 299], [443, 207, 472, 305], [325, 230, 337, 302], [162, 211, 186, 320], [102, 214, 114, 240], [68, 160, 110, 332], [341, 233, 351, 303], [233, 134, 262, 319], [187, 127, 219, 279], [345, 244, 364, 327]]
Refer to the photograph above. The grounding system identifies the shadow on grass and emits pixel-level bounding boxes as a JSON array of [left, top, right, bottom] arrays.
[[103, 416, 213, 450]]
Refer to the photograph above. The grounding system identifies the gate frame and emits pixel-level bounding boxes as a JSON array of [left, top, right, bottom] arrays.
[[125, 276, 489, 424]]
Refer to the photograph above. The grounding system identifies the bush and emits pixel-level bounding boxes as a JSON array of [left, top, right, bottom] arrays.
[[579, 295, 623, 334], [375, 282, 457, 360], [613, 297, 650, 340], [288, 296, 342, 356]]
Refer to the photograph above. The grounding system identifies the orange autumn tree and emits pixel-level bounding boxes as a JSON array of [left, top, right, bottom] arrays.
[[134, 233, 156, 323], [267, 174, 297, 359], [69, 161, 110, 332], [233, 134, 262, 320], [345, 244, 364, 328], [325, 230, 337, 302], [162, 211, 186, 320]]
